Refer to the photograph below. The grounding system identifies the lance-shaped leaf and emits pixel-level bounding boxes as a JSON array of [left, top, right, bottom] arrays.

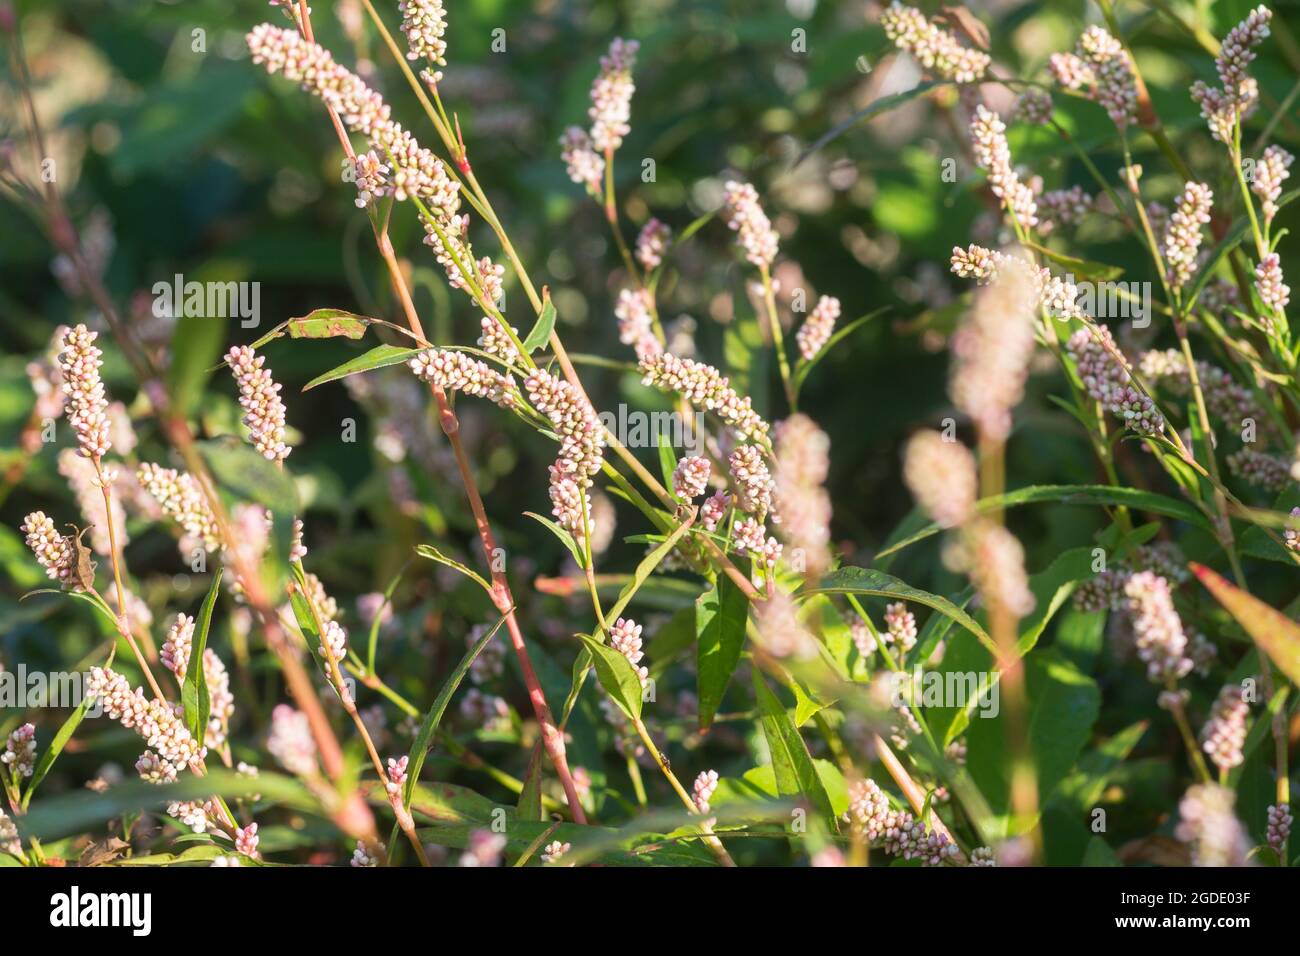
[[414, 543, 492, 596], [303, 344, 423, 391], [1191, 563, 1300, 685], [579, 633, 644, 722], [22, 694, 95, 811], [182, 567, 223, 744], [404, 617, 508, 807], [804, 566, 996, 657], [602, 510, 696, 627], [522, 290, 557, 354], [751, 669, 838, 833], [877, 485, 1211, 559], [696, 575, 749, 731]]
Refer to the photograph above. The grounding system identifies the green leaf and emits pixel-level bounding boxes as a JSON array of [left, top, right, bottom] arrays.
[[1191, 563, 1300, 685], [303, 344, 423, 391], [672, 210, 715, 247], [17, 770, 314, 842], [722, 760, 849, 818], [287, 564, 321, 648], [579, 632, 645, 721], [413, 544, 492, 595], [657, 433, 678, 491], [1081, 837, 1121, 866], [522, 293, 557, 354], [523, 511, 586, 569], [1023, 241, 1124, 281], [1054, 720, 1149, 811], [21, 697, 93, 811], [403, 616, 508, 807], [182, 568, 223, 745], [803, 566, 996, 657], [602, 513, 697, 627], [793, 308, 887, 393], [516, 744, 545, 822], [198, 437, 298, 592], [1017, 547, 1097, 651], [876, 484, 1211, 559], [796, 80, 949, 165], [966, 651, 1100, 825], [751, 669, 838, 832], [196, 436, 298, 514], [168, 315, 227, 416], [695, 575, 749, 731]]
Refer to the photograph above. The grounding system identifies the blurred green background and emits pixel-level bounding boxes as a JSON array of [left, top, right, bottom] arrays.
[[2, 0, 1298, 861]]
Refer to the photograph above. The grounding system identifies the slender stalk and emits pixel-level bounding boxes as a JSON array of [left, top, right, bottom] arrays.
[[630, 717, 736, 866], [759, 265, 796, 409], [294, 569, 428, 865]]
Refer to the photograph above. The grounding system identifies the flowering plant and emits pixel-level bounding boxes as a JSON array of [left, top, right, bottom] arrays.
[[0, 0, 1296, 871]]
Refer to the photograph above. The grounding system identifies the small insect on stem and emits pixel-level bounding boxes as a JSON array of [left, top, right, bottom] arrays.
[[66, 524, 97, 593]]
